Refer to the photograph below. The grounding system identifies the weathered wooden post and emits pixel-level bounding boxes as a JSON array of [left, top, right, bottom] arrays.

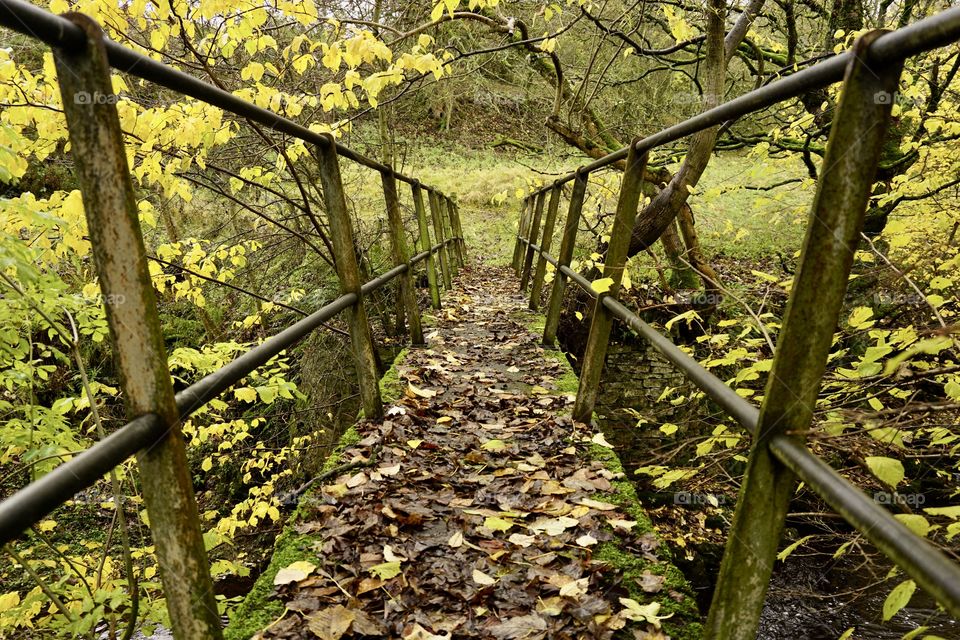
[[520, 190, 546, 290], [412, 182, 441, 310], [382, 169, 424, 345], [445, 196, 464, 267], [316, 135, 384, 420], [53, 15, 222, 639], [439, 196, 458, 279], [543, 172, 587, 346], [529, 184, 561, 311], [428, 189, 452, 290], [451, 199, 467, 263], [572, 144, 648, 424], [705, 32, 903, 640], [512, 198, 530, 275]]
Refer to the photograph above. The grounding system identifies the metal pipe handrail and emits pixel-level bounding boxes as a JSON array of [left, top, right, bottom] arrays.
[[528, 7, 960, 194], [521, 233, 960, 616], [0, 237, 457, 546], [0, 0, 440, 190]]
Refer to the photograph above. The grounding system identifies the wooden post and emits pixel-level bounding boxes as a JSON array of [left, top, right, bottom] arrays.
[[451, 199, 467, 262], [520, 191, 546, 290], [428, 189, 452, 290], [439, 196, 458, 278], [512, 198, 529, 275], [572, 144, 648, 424], [316, 136, 383, 420], [412, 182, 441, 310], [53, 15, 223, 639], [382, 169, 424, 346], [543, 172, 587, 346], [705, 32, 903, 640], [529, 185, 561, 311], [446, 196, 464, 267]]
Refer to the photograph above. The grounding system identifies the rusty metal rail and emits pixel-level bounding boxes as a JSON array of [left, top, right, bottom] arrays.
[[0, 2, 465, 637], [514, 9, 960, 640]]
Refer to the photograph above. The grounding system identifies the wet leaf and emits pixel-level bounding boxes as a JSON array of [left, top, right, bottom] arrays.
[[273, 560, 316, 586]]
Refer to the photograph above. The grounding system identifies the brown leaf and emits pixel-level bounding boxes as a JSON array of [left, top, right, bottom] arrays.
[[306, 605, 354, 640]]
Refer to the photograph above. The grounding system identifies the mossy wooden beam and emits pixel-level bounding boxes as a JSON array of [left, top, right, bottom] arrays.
[[54, 15, 222, 638], [382, 169, 424, 346], [412, 183, 441, 310], [573, 144, 648, 424], [519, 191, 545, 290], [316, 135, 383, 421], [529, 185, 561, 311], [543, 172, 587, 347]]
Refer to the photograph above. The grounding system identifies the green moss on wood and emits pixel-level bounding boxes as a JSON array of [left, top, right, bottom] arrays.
[[379, 347, 408, 405], [223, 530, 312, 640]]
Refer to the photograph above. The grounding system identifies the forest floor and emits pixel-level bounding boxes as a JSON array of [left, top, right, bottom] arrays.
[[228, 261, 701, 640]]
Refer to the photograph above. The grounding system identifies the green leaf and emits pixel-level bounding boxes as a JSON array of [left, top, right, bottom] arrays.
[[837, 628, 855, 640], [923, 506, 960, 519], [619, 598, 673, 628], [894, 514, 931, 537], [865, 456, 905, 488], [234, 387, 257, 402], [777, 535, 814, 562], [882, 579, 915, 621], [481, 439, 507, 452], [368, 561, 402, 580]]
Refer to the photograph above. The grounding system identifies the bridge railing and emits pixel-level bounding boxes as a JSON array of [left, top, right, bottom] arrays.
[[514, 11, 960, 640], [0, 1, 465, 637]]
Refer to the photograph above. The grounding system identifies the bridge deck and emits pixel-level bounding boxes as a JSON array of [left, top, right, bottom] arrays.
[[227, 264, 700, 640]]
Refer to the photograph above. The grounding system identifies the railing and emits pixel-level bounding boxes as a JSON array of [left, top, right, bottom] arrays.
[[514, 11, 960, 640], [0, 1, 465, 637]]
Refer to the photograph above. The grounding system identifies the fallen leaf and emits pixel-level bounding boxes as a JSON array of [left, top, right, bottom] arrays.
[[473, 569, 496, 585], [591, 432, 614, 448], [577, 498, 617, 511], [484, 516, 515, 532], [637, 570, 666, 593], [407, 383, 437, 398], [369, 561, 402, 580], [508, 533, 537, 547], [383, 544, 407, 562], [378, 463, 401, 476], [273, 560, 316, 586], [407, 439, 423, 449], [448, 531, 464, 548], [576, 534, 598, 547], [607, 518, 637, 532], [437, 416, 453, 424], [345, 471, 367, 488], [306, 605, 354, 640], [488, 613, 548, 639], [619, 598, 673, 628], [529, 516, 579, 536], [481, 439, 508, 452]]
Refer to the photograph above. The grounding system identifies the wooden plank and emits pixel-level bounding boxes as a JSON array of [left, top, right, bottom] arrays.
[[543, 173, 587, 346], [382, 169, 424, 345]]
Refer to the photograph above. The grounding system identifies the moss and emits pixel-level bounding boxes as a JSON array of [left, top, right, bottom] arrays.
[[225, 424, 363, 639], [223, 530, 313, 640], [540, 348, 580, 395], [379, 347, 408, 405], [587, 442, 703, 639]]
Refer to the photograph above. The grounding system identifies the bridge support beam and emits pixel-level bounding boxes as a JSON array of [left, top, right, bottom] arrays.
[[529, 184, 561, 311], [543, 172, 587, 346], [573, 144, 648, 424], [705, 32, 903, 640], [316, 136, 384, 421], [412, 183, 441, 310], [382, 169, 424, 346], [520, 191, 545, 290], [53, 15, 223, 639]]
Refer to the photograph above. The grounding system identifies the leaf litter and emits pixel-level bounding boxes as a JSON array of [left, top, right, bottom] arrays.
[[256, 264, 685, 639]]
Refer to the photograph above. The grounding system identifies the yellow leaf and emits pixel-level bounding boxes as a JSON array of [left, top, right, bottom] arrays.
[[234, 387, 257, 402], [484, 516, 515, 532], [591, 277, 614, 294]]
